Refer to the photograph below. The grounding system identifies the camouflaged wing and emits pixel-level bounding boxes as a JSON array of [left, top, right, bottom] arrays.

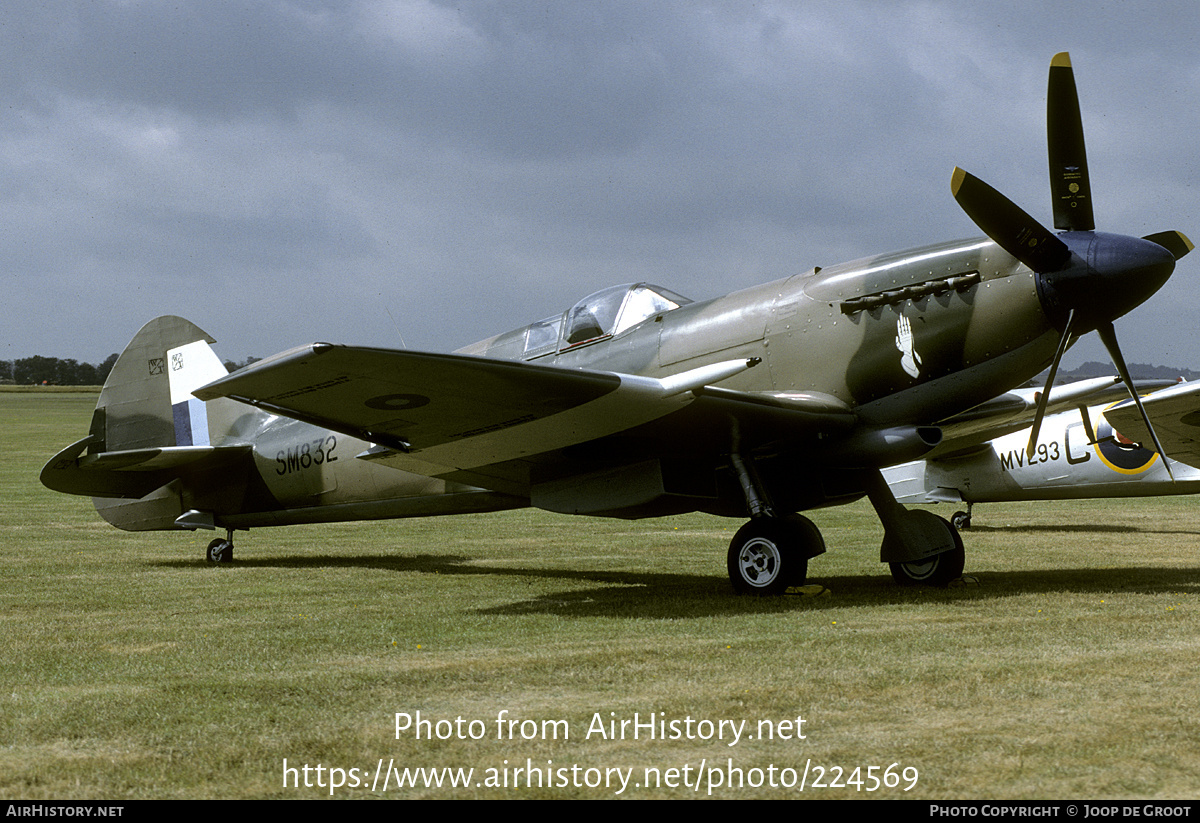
[[1101, 379, 1200, 466], [193, 344, 769, 483]]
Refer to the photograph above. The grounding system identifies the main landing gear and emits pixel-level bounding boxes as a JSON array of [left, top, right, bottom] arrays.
[[863, 469, 965, 588], [727, 514, 825, 596], [724, 457, 967, 595], [886, 511, 965, 586], [206, 528, 236, 563], [726, 453, 826, 596]]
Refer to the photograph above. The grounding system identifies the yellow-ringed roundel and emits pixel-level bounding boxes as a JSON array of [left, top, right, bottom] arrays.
[[1095, 405, 1159, 475]]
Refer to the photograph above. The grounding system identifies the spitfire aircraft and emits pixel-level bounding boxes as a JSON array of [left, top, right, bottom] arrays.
[[886, 377, 1200, 529], [42, 54, 1192, 592]]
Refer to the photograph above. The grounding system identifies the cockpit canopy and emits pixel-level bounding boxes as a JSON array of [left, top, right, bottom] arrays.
[[524, 283, 691, 358]]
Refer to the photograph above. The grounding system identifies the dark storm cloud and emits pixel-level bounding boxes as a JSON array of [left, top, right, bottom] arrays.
[[1, 1, 1197, 370]]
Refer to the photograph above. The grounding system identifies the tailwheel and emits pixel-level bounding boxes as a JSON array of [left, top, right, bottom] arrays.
[[206, 538, 234, 563], [889, 515, 964, 587], [728, 515, 824, 596], [951, 503, 973, 531]]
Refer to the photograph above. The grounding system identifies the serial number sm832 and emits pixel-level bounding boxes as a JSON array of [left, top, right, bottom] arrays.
[[275, 435, 339, 476]]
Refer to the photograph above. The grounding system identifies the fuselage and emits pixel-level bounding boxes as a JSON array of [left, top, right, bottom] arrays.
[[459, 236, 1060, 431]]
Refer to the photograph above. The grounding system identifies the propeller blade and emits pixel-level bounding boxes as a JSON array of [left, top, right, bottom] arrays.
[[1078, 403, 1099, 445], [959, 52, 1180, 470], [1026, 309, 1076, 459], [952, 167, 1071, 273], [1048, 52, 1095, 232], [1143, 230, 1195, 261], [1096, 321, 1175, 481]]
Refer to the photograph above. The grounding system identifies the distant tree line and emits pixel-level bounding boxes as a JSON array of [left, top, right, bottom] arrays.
[[225, 356, 261, 372], [0, 354, 262, 386], [0, 354, 119, 386]]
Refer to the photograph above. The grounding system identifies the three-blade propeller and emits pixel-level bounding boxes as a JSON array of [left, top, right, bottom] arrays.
[[951, 52, 1191, 476]]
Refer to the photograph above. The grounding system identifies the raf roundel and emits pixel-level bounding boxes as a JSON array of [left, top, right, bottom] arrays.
[[1095, 411, 1158, 475], [364, 394, 431, 412]]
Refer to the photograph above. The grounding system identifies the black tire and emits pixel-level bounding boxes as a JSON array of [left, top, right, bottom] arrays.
[[889, 516, 964, 587], [727, 515, 822, 596], [206, 538, 233, 563], [951, 510, 971, 530]]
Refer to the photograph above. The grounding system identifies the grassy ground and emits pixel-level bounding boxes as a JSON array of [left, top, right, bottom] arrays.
[[2, 392, 1198, 799]]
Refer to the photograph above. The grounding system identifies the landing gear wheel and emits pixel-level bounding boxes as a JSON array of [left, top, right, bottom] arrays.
[[889, 516, 964, 587], [206, 538, 233, 563], [727, 515, 823, 596], [951, 510, 971, 530]]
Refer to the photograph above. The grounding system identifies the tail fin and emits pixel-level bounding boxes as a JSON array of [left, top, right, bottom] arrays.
[[41, 316, 251, 531], [93, 316, 225, 452]]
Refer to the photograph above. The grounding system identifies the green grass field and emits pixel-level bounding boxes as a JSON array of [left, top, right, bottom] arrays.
[[2, 392, 1198, 799]]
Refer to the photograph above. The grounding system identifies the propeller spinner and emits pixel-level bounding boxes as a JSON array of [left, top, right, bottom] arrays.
[[951, 52, 1191, 472]]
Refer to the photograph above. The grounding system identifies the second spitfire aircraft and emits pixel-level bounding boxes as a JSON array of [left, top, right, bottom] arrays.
[[886, 377, 1200, 529], [42, 54, 1191, 592]]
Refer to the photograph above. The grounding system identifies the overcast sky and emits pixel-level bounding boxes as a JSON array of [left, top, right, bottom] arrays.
[[3, 1, 1198, 373]]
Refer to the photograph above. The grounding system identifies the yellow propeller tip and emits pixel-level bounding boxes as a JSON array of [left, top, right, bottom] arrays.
[[1051, 52, 1072, 68], [951, 167, 966, 195]]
